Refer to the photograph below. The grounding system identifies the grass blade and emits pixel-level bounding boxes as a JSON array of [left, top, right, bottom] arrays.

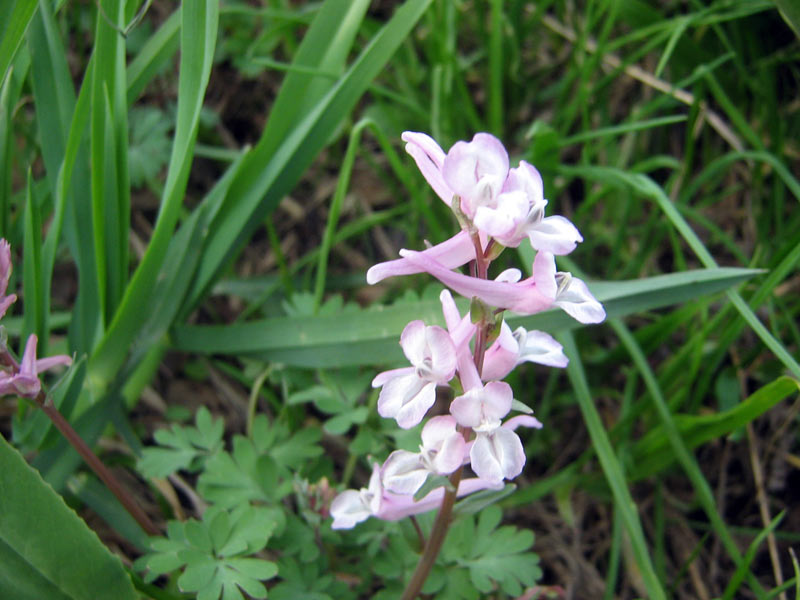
[[559, 330, 666, 600]]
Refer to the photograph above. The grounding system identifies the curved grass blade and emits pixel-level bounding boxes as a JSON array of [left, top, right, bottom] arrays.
[[558, 330, 666, 600], [612, 319, 780, 596]]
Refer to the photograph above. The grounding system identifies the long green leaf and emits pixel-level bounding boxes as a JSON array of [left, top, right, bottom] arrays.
[[0, 434, 137, 600], [0, 0, 37, 88], [565, 165, 800, 379], [88, 0, 219, 394], [629, 376, 799, 479], [774, 0, 800, 37], [171, 267, 760, 367], [185, 0, 433, 308], [559, 331, 666, 600]]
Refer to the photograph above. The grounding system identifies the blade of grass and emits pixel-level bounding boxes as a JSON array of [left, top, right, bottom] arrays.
[[0, 0, 37, 88], [185, 0, 433, 309], [565, 165, 800, 379], [610, 319, 772, 596], [558, 330, 666, 600], [88, 0, 219, 395], [722, 512, 784, 600]]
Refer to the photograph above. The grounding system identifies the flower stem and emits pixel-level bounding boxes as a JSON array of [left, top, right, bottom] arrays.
[[400, 467, 463, 600], [34, 391, 160, 536]]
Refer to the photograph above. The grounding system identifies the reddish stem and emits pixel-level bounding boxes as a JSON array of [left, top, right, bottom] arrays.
[[35, 391, 160, 536]]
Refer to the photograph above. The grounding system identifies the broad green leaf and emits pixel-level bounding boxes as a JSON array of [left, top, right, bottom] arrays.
[[171, 267, 760, 367], [0, 434, 137, 599]]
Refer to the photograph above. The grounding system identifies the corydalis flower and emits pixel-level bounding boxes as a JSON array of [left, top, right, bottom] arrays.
[[0, 334, 72, 398], [473, 161, 582, 254], [399, 248, 605, 323], [381, 415, 466, 495], [402, 132, 509, 219], [330, 463, 502, 529], [373, 320, 457, 428], [402, 132, 582, 255], [470, 415, 542, 484], [482, 323, 567, 381]]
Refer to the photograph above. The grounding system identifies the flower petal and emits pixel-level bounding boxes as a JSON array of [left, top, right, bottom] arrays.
[[372, 366, 415, 388], [402, 131, 453, 204], [555, 277, 606, 324], [395, 381, 438, 429], [528, 215, 583, 255], [442, 133, 509, 217], [398, 250, 554, 315], [330, 490, 372, 529], [516, 329, 568, 368], [481, 323, 519, 381], [366, 230, 477, 284], [381, 450, 429, 495]]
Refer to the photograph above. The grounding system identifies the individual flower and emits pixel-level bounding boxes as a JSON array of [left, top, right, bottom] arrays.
[[330, 464, 383, 529], [482, 323, 567, 380], [0, 334, 72, 398], [398, 248, 605, 323], [469, 415, 542, 484], [473, 162, 583, 254], [381, 415, 467, 495], [373, 321, 457, 428], [330, 463, 503, 529], [402, 132, 510, 221], [449, 380, 513, 430], [441, 133, 509, 219], [366, 230, 482, 285]]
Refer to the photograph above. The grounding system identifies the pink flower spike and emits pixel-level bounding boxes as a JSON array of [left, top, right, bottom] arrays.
[[450, 381, 513, 429], [398, 249, 556, 315], [366, 230, 478, 285], [401, 131, 453, 205], [442, 133, 509, 218]]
